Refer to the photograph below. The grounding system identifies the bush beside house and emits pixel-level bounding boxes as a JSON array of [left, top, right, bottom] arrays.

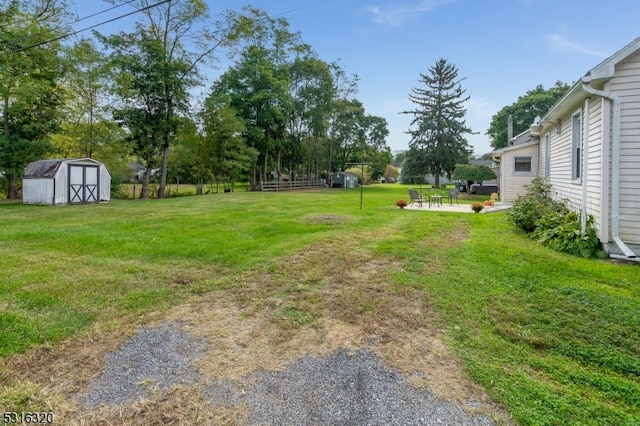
[[507, 178, 606, 258]]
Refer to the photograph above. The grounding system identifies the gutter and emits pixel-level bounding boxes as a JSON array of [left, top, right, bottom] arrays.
[[581, 80, 637, 259]]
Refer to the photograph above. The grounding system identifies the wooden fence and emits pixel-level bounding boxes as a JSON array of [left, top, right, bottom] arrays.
[[260, 180, 324, 191]]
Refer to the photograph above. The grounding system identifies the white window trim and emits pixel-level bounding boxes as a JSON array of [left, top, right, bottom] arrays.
[[571, 109, 582, 184], [512, 155, 535, 175]]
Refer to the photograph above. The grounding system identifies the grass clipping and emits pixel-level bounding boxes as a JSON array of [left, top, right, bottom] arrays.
[[1, 233, 508, 425]]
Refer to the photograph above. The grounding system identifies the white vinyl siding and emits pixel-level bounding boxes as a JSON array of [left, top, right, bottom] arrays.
[[547, 115, 580, 203], [547, 100, 605, 238], [610, 52, 640, 243], [547, 50, 640, 245], [500, 43, 640, 246], [584, 98, 605, 241], [497, 143, 538, 202]]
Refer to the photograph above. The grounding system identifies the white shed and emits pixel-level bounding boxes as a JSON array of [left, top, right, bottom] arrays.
[[330, 171, 358, 188], [23, 158, 111, 205]]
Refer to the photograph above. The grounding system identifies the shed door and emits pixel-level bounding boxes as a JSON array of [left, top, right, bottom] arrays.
[[69, 164, 99, 203]]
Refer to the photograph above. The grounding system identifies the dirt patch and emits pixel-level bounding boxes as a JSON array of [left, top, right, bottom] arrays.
[[165, 238, 501, 415], [0, 231, 512, 425]]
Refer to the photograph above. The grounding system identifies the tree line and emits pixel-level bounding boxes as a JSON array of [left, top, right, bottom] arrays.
[[0, 0, 392, 199]]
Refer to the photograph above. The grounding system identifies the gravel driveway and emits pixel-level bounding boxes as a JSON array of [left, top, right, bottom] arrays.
[[80, 323, 495, 425]]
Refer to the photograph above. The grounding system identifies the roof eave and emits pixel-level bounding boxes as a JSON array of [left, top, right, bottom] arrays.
[[540, 36, 640, 127], [493, 139, 539, 156]]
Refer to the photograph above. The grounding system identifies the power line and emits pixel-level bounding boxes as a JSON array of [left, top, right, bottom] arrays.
[[3, 2, 301, 57], [47, 0, 141, 38], [4, 0, 171, 55], [73, 0, 140, 26], [0, 0, 137, 45]]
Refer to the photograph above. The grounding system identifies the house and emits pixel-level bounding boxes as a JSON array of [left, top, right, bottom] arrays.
[[128, 162, 159, 182], [493, 130, 538, 201], [23, 158, 111, 205], [493, 36, 640, 259], [330, 171, 358, 188]]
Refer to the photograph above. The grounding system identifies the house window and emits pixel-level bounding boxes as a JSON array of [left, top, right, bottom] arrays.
[[572, 110, 582, 181], [514, 156, 532, 173]]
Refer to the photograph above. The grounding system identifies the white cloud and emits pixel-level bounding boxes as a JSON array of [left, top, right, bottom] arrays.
[[543, 34, 609, 58], [364, 0, 455, 28], [465, 97, 498, 120], [373, 97, 412, 115], [464, 97, 497, 155]]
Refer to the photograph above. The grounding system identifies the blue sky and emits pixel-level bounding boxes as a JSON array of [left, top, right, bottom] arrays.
[[74, 0, 640, 156]]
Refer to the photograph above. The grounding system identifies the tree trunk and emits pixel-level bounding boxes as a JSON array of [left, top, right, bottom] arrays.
[[251, 166, 258, 191], [327, 143, 333, 184], [3, 96, 17, 200], [8, 172, 17, 200], [196, 177, 203, 195], [263, 152, 269, 183], [158, 93, 174, 199], [157, 141, 170, 198], [277, 147, 282, 182]]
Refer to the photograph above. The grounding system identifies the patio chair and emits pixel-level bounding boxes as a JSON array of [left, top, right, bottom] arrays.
[[408, 188, 425, 207], [448, 188, 459, 205]]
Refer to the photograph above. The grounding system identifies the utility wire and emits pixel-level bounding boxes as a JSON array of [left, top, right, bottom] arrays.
[[73, 0, 140, 25], [0, 0, 140, 51], [5, 0, 171, 55], [4, 3, 300, 56]]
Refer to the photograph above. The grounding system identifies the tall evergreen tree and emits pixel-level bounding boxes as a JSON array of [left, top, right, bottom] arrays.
[[402, 59, 472, 187]]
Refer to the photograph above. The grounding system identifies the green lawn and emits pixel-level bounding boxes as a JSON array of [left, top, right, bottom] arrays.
[[1, 184, 638, 424]]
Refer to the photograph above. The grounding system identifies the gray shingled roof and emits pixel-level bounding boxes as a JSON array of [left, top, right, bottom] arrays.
[[23, 159, 64, 178]]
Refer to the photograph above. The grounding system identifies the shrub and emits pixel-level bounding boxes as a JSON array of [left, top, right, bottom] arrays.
[[532, 211, 607, 259], [471, 202, 484, 213], [508, 177, 607, 259], [0, 176, 6, 199], [507, 177, 564, 233], [109, 170, 127, 199]]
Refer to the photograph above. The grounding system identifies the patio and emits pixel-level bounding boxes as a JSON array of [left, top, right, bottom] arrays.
[[405, 201, 511, 213]]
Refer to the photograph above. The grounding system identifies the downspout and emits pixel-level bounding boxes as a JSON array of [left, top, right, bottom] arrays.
[[581, 80, 636, 259], [581, 97, 589, 235]]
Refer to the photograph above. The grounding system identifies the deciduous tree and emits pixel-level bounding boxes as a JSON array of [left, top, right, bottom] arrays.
[[102, 0, 242, 198], [200, 92, 257, 191], [213, 8, 303, 189], [487, 82, 570, 150], [105, 31, 188, 199], [0, 0, 67, 198], [288, 55, 333, 181], [58, 38, 110, 159], [452, 163, 496, 194]]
